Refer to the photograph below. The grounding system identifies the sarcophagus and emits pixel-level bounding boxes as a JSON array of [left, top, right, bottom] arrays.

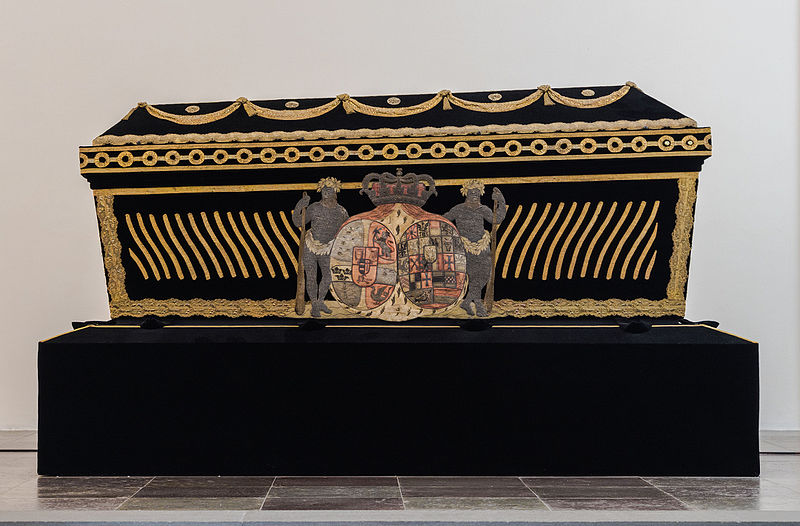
[[80, 82, 711, 320]]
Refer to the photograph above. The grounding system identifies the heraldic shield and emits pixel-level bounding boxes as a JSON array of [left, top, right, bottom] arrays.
[[398, 219, 467, 310], [330, 219, 397, 311], [329, 171, 468, 321]]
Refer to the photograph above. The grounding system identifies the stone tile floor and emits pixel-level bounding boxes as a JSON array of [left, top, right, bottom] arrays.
[[0, 431, 797, 512]]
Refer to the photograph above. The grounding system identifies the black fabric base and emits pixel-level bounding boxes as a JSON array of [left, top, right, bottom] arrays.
[[38, 322, 758, 476]]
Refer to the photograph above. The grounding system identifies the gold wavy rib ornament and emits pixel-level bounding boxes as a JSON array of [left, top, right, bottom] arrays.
[[200, 212, 236, 277], [162, 214, 197, 280], [593, 202, 632, 279], [128, 249, 149, 280], [226, 212, 262, 278], [581, 202, 617, 278], [149, 214, 184, 280], [136, 212, 170, 279], [645, 250, 658, 280], [568, 202, 603, 280], [503, 204, 535, 279], [187, 213, 223, 278], [173, 214, 207, 280], [515, 203, 550, 279], [633, 223, 658, 280], [267, 211, 295, 277], [279, 211, 300, 246], [253, 212, 289, 279], [239, 212, 276, 278], [606, 201, 646, 280], [543, 202, 577, 280], [529, 202, 565, 280], [495, 205, 521, 273], [124, 214, 160, 280], [555, 202, 590, 280], [214, 211, 249, 278], [621, 202, 660, 280]]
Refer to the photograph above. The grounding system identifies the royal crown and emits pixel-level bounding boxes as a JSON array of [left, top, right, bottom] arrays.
[[360, 168, 437, 207]]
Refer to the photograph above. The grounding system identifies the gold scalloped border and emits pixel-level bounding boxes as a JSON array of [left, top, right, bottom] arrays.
[[125, 84, 637, 126], [95, 173, 696, 319], [93, 118, 699, 146]]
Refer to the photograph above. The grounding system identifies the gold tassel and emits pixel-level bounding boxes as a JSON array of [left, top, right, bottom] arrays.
[[239, 98, 256, 117], [338, 94, 356, 114], [539, 85, 555, 106], [439, 90, 452, 110]]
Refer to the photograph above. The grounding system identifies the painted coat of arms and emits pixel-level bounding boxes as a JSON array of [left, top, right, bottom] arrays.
[[294, 170, 504, 321]]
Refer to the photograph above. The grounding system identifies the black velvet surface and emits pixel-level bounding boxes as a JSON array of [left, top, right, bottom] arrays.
[[99, 86, 688, 138], [38, 323, 758, 476], [112, 178, 681, 303]]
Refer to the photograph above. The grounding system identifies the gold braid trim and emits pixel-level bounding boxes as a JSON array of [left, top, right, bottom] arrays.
[[342, 91, 450, 116], [102, 297, 685, 319], [95, 194, 127, 317], [134, 100, 245, 125], [666, 177, 696, 301], [92, 118, 698, 146], [449, 90, 544, 112], [545, 81, 636, 108], [490, 298, 684, 318], [242, 97, 342, 120], [113, 83, 640, 129]]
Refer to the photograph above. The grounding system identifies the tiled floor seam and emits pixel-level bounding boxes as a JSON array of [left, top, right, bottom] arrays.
[[395, 475, 406, 510], [259, 476, 276, 510], [642, 477, 691, 509], [518, 476, 552, 511], [116, 476, 155, 510]]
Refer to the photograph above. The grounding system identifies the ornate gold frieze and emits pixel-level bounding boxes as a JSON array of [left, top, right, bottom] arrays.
[[81, 130, 711, 174]]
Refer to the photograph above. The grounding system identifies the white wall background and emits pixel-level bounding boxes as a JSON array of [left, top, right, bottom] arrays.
[[0, 1, 797, 429]]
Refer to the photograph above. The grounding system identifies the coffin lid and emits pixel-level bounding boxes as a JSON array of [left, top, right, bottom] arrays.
[[93, 82, 698, 146]]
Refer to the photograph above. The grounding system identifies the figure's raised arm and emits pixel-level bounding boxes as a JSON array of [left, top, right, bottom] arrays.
[[292, 192, 311, 227], [491, 187, 507, 224]]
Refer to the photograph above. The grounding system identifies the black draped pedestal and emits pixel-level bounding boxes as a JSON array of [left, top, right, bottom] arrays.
[[38, 321, 758, 476]]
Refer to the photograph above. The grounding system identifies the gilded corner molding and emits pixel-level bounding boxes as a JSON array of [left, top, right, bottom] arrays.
[[666, 176, 697, 302]]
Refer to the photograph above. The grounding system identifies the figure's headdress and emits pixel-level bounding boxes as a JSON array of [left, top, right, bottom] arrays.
[[460, 179, 485, 196], [316, 177, 342, 192]]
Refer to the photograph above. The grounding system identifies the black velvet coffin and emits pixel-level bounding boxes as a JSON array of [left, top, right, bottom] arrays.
[[38, 320, 758, 476], [79, 83, 711, 319]]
